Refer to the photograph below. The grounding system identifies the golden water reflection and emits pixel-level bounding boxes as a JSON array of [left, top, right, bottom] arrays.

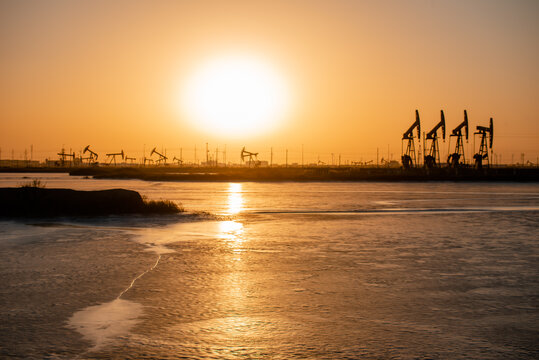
[[214, 182, 250, 330], [226, 183, 243, 215], [219, 184, 249, 320], [222, 183, 245, 254], [218, 220, 245, 250]]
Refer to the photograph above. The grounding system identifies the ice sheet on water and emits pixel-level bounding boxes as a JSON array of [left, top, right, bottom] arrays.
[[0, 221, 59, 245], [67, 298, 143, 351]]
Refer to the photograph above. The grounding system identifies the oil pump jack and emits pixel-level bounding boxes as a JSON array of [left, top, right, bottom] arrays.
[[143, 157, 154, 166], [241, 147, 259, 167], [173, 156, 183, 166], [106, 150, 124, 165], [424, 110, 446, 168], [82, 145, 98, 165], [150, 147, 168, 165], [447, 110, 469, 168], [57, 148, 75, 166], [473, 118, 494, 169], [401, 110, 421, 169], [124, 154, 137, 164]]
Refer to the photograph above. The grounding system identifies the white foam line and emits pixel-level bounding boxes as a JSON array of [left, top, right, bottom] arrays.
[[117, 254, 161, 299]]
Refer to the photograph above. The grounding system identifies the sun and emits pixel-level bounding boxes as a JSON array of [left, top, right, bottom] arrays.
[[181, 55, 291, 138]]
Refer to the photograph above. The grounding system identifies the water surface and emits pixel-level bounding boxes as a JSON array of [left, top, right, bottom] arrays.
[[1, 173, 538, 358]]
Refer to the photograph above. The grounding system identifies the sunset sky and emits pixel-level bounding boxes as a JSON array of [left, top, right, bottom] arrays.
[[1, 0, 538, 164]]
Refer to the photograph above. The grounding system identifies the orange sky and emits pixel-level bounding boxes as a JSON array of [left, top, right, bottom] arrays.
[[1, 0, 538, 164]]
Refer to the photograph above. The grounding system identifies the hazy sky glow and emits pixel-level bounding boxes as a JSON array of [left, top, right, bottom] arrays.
[[1, 0, 538, 163]]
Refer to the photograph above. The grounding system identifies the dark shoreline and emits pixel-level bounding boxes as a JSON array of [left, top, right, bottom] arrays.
[[0, 187, 181, 217], [74, 166, 538, 182], [1, 166, 538, 182]]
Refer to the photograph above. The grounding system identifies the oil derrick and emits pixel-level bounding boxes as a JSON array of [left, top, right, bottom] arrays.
[[150, 147, 168, 165], [143, 157, 154, 166], [401, 110, 421, 169], [82, 145, 98, 165], [447, 110, 469, 168], [173, 156, 183, 166], [124, 154, 137, 164], [473, 118, 494, 169], [241, 147, 259, 167], [57, 148, 75, 166], [424, 110, 446, 168], [106, 150, 124, 165]]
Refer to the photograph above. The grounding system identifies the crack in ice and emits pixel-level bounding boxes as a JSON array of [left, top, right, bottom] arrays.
[[118, 254, 161, 299]]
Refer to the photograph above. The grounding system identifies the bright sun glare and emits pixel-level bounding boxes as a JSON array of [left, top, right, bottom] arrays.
[[181, 55, 290, 138]]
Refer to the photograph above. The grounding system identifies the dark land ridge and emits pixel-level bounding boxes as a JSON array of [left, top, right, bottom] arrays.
[[1, 165, 538, 182], [67, 165, 539, 182], [0, 187, 181, 217]]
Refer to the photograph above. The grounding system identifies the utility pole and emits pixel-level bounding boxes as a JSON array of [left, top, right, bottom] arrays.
[[286, 148, 288, 167], [338, 154, 341, 167], [216, 146, 219, 167], [224, 145, 227, 167], [194, 145, 197, 165], [301, 144, 304, 167], [270, 147, 273, 167], [377, 147, 379, 166]]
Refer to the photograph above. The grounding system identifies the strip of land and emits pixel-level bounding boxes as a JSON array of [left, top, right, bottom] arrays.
[[1, 166, 538, 182], [72, 166, 538, 182], [0, 187, 181, 217]]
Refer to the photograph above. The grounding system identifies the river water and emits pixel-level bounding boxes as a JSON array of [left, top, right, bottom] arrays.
[[0, 173, 538, 359]]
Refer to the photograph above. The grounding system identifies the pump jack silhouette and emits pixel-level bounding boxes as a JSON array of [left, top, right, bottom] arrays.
[[241, 147, 259, 167], [473, 118, 494, 169], [82, 145, 98, 165], [173, 156, 183, 165], [124, 154, 137, 164], [106, 150, 124, 165], [57, 148, 75, 166], [401, 110, 421, 169], [424, 110, 446, 168], [150, 147, 168, 165], [447, 110, 469, 168]]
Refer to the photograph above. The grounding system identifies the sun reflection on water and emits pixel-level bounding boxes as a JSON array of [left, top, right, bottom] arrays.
[[218, 221, 245, 257], [216, 182, 250, 326], [226, 183, 244, 215], [219, 220, 243, 234]]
